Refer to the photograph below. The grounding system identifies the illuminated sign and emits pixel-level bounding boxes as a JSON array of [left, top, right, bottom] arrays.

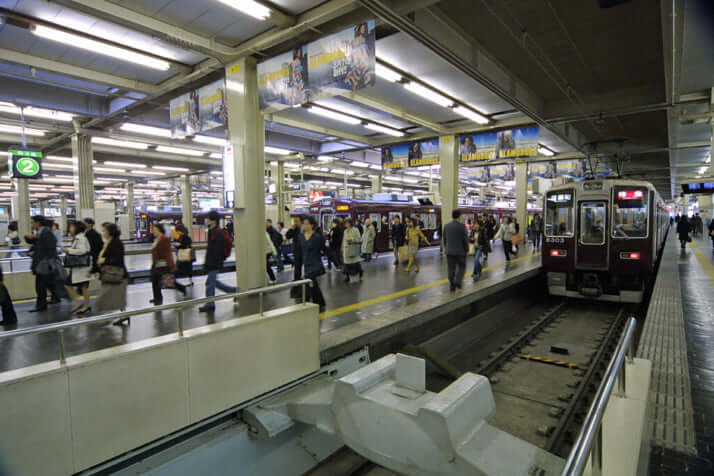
[[336, 205, 349, 211], [682, 181, 714, 194], [617, 190, 644, 200], [8, 147, 43, 179]]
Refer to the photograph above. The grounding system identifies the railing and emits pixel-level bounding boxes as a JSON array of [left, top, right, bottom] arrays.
[[560, 316, 637, 476], [0, 279, 314, 365]]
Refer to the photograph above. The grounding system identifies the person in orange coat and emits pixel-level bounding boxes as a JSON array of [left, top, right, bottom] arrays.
[[150, 223, 185, 305]]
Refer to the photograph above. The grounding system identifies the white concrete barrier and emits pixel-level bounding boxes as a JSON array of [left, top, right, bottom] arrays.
[[3, 271, 101, 301], [0, 303, 320, 475]]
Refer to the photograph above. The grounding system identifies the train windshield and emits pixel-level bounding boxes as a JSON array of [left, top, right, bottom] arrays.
[[612, 187, 648, 238], [579, 202, 607, 245], [545, 190, 574, 237]]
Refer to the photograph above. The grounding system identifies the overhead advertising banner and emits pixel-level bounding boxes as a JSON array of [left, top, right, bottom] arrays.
[[460, 126, 540, 163], [198, 79, 227, 132], [169, 91, 199, 138], [309, 20, 376, 97], [528, 160, 558, 179], [488, 163, 515, 181], [381, 139, 439, 170], [559, 159, 587, 179], [257, 46, 308, 109], [257, 20, 376, 109]]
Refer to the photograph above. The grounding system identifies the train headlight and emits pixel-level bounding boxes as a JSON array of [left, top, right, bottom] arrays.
[[619, 252, 640, 260], [550, 249, 567, 257]]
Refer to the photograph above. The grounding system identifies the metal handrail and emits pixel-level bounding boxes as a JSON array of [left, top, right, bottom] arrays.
[[560, 316, 637, 476], [0, 278, 314, 364]]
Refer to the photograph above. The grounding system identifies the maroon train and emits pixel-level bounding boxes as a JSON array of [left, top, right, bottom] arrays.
[[134, 209, 233, 242], [299, 197, 541, 252], [543, 178, 669, 303]]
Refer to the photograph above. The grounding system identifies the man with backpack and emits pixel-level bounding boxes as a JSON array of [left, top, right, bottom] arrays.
[[199, 211, 236, 312]]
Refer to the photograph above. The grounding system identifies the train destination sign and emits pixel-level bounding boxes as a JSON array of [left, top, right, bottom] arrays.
[[8, 147, 43, 179]]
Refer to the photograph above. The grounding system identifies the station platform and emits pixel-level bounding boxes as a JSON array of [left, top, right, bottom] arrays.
[[637, 233, 714, 474], [0, 242, 542, 372]]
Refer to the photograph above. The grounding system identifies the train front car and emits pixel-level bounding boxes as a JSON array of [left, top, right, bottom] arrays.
[[543, 179, 661, 303]]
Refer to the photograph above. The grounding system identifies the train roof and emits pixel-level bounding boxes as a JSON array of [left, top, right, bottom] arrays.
[[547, 178, 660, 193]]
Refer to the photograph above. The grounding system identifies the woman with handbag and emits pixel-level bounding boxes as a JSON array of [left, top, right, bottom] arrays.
[[342, 218, 363, 282], [150, 223, 184, 305], [298, 216, 326, 312], [91, 223, 130, 323], [61, 221, 92, 315], [174, 224, 194, 288], [404, 216, 429, 273]]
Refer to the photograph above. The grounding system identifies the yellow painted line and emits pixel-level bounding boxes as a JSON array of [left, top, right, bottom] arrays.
[[319, 251, 541, 320], [690, 240, 714, 289]]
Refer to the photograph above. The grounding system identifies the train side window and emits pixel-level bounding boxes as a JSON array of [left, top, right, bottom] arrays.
[[545, 191, 574, 237], [580, 202, 606, 245], [612, 187, 648, 238]]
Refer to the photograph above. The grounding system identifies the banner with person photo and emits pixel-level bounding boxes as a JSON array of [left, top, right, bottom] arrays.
[[460, 126, 539, 163], [528, 160, 558, 179], [381, 139, 439, 170], [169, 91, 199, 138], [257, 46, 309, 109], [198, 79, 227, 132]]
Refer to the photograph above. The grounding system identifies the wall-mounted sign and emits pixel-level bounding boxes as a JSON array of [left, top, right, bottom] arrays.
[[8, 147, 43, 179], [460, 126, 540, 163], [381, 139, 439, 169]]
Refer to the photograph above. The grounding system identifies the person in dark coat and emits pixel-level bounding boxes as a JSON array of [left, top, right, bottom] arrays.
[[677, 217, 692, 249], [26, 215, 59, 312], [327, 218, 343, 270], [286, 217, 303, 281], [390, 216, 406, 265], [0, 267, 17, 326], [93, 223, 130, 324], [299, 216, 326, 311], [199, 210, 236, 312], [174, 223, 194, 287], [266, 219, 284, 272], [443, 210, 469, 292], [83, 218, 103, 274]]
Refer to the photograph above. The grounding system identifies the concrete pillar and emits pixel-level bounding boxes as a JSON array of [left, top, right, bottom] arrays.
[[181, 175, 193, 234], [12, 179, 31, 238], [126, 182, 135, 237], [439, 136, 459, 225], [699, 194, 713, 222], [371, 175, 382, 195], [225, 57, 266, 289], [343, 170, 349, 198], [72, 134, 94, 217], [516, 161, 528, 231], [60, 196, 67, 236], [272, 162, 286, 223], [38, 200, 46, 217]]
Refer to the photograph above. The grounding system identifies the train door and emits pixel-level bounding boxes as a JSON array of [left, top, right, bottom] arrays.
[[576, 201, 608, 268], [321, 210, 334, 232]]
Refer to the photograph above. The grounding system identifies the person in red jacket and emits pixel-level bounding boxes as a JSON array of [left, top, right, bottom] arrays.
[[150, 223, 183, 305]]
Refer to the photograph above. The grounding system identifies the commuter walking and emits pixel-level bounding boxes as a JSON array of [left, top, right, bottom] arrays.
[[443, 210, 469, 292], [404, 216, 429, 273], [174, 224, 194, 287], [92, 223, 129, 322], [83, 218, 103, 274], [531, 214, 543, 250], [361, 218, 376, 261], [471, 222, 489, 281], [26, 215, 60, 312], [512, 217, 521, 254], [266, 231, 278, 284], [299, 216, 326, 311], [199, 211, 236, 312], [390, 216, 406, 265], [327, 219, 343, 270], [287, 217, 303, 281], [342, 218, 363, 282], [4, 221, 21, 258], [51, 222, 62, 244], [494, 216, 517, 262], [61, 221, 92, 315], [277, 222, 293, 266], [0, 267, 17, 327], [677, 217, 692, 250], [266, 219, 284, 272], [150, 223, 184, 305], [694, 214, 703, 237]]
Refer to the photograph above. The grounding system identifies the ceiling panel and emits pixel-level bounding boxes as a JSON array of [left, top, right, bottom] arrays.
[[314, 96, 413, 130], [277, 106, 375, 138]]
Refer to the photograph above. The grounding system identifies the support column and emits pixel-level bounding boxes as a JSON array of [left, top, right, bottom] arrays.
[[126, 182, 135, 237], [272, 161, 285, 223], [60, 196, 67, 236], [371, 175, 382, 195], [181, 175, 193, 234], [439, 136, 459, 225], [38, 200, 46, 217], [225, 57, 266, 290], [343, 170, 349, 198], [516, 161, 528, 232], [12, 179, 30, 238], [72, 134, 94, 218]]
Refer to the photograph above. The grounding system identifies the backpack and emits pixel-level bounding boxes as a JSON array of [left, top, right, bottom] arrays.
[[223, 229, 233, 258]]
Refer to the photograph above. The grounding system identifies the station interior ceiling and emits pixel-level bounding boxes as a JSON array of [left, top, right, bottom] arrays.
[[0, 0, 711, 208]]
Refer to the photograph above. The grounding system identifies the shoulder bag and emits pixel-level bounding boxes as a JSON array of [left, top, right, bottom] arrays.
[[63, 253, 91, 268], [100, 265, 125, 284], [178, 248, 193, 262]]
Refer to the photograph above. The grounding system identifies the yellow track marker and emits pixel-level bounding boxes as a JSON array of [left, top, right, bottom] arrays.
[[519, 354, 579, 369]]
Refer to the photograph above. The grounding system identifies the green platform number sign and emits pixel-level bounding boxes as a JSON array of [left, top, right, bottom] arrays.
[[9, 148, 43, 179]]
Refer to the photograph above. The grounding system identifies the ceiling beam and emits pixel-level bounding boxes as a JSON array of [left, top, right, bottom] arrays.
[[264, 114, 374, 146], [340, 90, 446, 132]]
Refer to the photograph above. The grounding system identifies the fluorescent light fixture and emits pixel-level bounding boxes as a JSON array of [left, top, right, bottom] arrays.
[[265, 146, 292, 155], [217, 0, 271, 20], [375, 63, 402, 82], [156, 145, 205, 157], [403, 82, 453, 107], [46, 155, 73, 162], [331, 168, 354, 175], [209, 152, 223, 159], [33, 25, 170, 71], [210, 171, 223, 175], [319, 167, 329, 172], [284, 162, 300, 169], [105, 161, 146, 168], [41, 176, 74, 183], [152, 165, 190, 172], [134, 169, 164, 175], [350, 161, 370, 168], [402, 178, 419, 184], [194, 135, 227, 146], [92, 137, 149, 149], [452, 105, 489, 125], [369, 164, 382, 170], [538, 146, 555, 157], [404, 170, 421, 176], [120, 123, 172, 138], [705, 154, 711, 164], [317, 156, 334, 162], [365, 123, 405, 137], [94, 167, 125, 173], [308, 106, 361, 125], [0, 124, 45, 136], [44, 163, 74, 170], [0, 103, 73, 122]]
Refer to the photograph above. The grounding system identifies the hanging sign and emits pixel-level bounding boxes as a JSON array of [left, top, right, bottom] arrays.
[[198, 80, 227, 132], [8, 147, 43, 179], [169, 91, 199, 138], [381, 139, 439, 170], [460, 126, 540, 163], [258, 46, 309, 108], [528, 161, 558, 179], [169, 79, 226, 138]]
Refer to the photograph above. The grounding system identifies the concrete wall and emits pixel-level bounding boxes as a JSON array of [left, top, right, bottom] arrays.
[[0, 303, 320, 475], [3, 271, 101, 300]]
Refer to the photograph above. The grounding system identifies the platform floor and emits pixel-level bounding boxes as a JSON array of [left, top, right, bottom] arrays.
[[641, 233, 714, 475], [0, 243, 541, 372]]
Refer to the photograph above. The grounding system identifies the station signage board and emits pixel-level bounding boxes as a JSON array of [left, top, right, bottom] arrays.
[[681, 181, 714, 194], [8, 147, 43, 179]]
